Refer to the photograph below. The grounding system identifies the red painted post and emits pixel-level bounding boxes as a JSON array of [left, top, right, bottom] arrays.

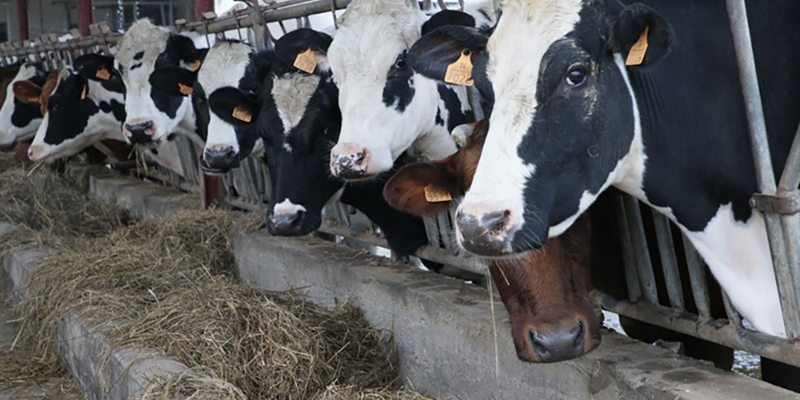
[[16, 0, 28, 41], [78, 0, 93, 37], [195, 0, 214, 19]]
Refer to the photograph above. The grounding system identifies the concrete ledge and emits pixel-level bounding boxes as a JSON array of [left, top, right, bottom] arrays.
[[84, 173, 800, 399], [0, 243, 198, 400]]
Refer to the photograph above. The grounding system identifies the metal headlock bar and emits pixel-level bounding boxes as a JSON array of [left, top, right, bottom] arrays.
[[2, 0, 799, 374]]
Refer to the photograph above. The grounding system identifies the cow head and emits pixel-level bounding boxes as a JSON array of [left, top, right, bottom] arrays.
[[327, 2, 491, 180], [76, 19, 206, 145], [1, 64, 45, 147], [384, 120, 600, 362], [26, 68, 126, 163], [412, 0, 673, 256], [149, 40, 269, 174]]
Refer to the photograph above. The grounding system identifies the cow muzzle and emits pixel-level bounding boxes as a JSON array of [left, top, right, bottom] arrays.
[[27, 144, 49, 162], [330, 144, 370, 179], [201, 145, 239, 175], [123, 120, 157, 144], [267, 210, 307, 236], [519, 319, 595, 363], [456, 203, 522, 256]]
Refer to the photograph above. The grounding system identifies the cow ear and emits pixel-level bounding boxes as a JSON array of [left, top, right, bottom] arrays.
[[208, 86, 259, 126], [182, 48, 208, 72], [275, 28, 333, 75], [74, 54, 117, 82], [383, 162, 460, 217], [408, 25, 488, 85], [610, 3, 674, 67], [12, 80, 42, 104], [421, 10, 476, 36], [149, 66, 197, 97]]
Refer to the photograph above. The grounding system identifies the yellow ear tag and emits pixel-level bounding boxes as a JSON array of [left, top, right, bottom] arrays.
[[444, 49, 474, 87], [424, 184, 453, 203], [26, 96, 39, 103], [293, 48, 317, 74], [232, 106, 252, 123], [80, 85, 87, 100], [188, 59, 201, 72], [625, 26, 649, 66], [96, 68, 111, 80], [178, 83, 193, 96]]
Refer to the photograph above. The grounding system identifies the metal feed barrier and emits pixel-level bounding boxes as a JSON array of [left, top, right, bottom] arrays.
[[1, 0, 798, 376]]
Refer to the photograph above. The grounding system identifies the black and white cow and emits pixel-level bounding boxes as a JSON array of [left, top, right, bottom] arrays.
[[75, 19, 207, 145], [411, 0, 800, 340], [0, 64, 46, 148], [154, 29, 431, 259], [327, 0, 494, 179]]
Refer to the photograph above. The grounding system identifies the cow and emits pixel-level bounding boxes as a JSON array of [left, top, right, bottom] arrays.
[[74, 19, 207, 146], [326, 0, 495, 179], [0, 64, 46, 149], [408, 0, 799, 390], [385, 119, 600, 362], [14, 66, 185, 176], [150, 30, 434, 262]]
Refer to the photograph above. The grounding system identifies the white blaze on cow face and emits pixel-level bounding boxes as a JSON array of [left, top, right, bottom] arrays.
[[198, 41, 253, 158], [115, 19, 191, 143], [456, 0, 583, 254], [327, 0, 456, 179], [0, 64, 41, 146], [28, 69, 125, 162], [272, 72, 321, 153]]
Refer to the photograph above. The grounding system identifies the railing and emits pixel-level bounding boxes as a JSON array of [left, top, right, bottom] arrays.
[[1, 0, 798, 378]]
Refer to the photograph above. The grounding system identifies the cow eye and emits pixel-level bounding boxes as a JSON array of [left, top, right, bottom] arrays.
[[566, 64, 587, 87], [394, 54, 407, 70], [249, 85, 258, 94]]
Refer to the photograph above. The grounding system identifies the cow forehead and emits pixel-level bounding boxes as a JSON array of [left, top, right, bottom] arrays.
[[198, 42, 252, 94], [115, 19, 169, 68], [271, 72, 321, 136]]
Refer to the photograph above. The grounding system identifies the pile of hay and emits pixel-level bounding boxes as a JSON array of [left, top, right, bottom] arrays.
[[4, 189, 427, 399]]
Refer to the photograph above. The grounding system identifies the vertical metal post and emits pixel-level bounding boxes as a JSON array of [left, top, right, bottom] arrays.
[[778, 123, 800, 318], [78, 0, 93, 37], [682, 234, 712, 319], [16, 0, 28, 41], [614, 194, 643, 302], [652, 213, 684, 309], [726, 0, 800, 338], [623, 195, 659, 305]]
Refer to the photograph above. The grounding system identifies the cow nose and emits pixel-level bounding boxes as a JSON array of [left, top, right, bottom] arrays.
[[124, 121, 155, 143], [331, 147, 369, 179], [529, 320, 586, 363], [268, 211, 306, 236], [27, 145, 43, 161], [456, 209, 514, 255], [202, 146, 239, 172]]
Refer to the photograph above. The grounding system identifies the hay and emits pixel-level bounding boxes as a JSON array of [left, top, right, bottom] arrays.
[[12, 208, 430, 399]]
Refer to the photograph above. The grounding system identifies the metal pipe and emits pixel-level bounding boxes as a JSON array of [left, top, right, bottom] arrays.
[[614, 194, 642, 302], [623, 195, 658, 305], [594, 292, 800, 368], [779, 124, 800, 321], [652, 213, 684, 309], [681, 234, 712, 319], [726, 0, 800, 338]]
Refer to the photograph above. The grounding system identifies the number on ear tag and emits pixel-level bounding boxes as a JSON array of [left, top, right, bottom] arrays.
[[232, 106, 252, 123], [188, 59, 201, 72], [444, 49, 474, 87], [424, 185, 453, 203], [625, 26, 650, 66], [80, 85, 87, 100], [96, 68, 111, 80], [293, 48, 317, 74], [178, 83, 193, 96]]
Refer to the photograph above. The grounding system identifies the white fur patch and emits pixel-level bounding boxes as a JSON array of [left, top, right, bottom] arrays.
[[0, 64, 42, 145], [273, 198, 307, 216], [459, 0, 582, 232], [272, 73, 320, 135]]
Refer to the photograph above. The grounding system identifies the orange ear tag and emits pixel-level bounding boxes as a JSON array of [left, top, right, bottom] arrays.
[[625, 26, 650, 66], [444, 49, 474, 86], [293, 48, 317, 74], [95, 68, 111, 80], [232, 106, 252, 123], [178, 83, 193, 96], [188, 59, 202, 72], [80, 85, 87, 100], [424, 185, 453, 203], [26, 95, 40, 103]]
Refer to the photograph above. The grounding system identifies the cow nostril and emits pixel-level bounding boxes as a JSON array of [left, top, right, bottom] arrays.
[[482, 210, 511, 234], [291, 210, 305, 227], [142, 121, 153, 130], [529, 330, 548, 359]]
